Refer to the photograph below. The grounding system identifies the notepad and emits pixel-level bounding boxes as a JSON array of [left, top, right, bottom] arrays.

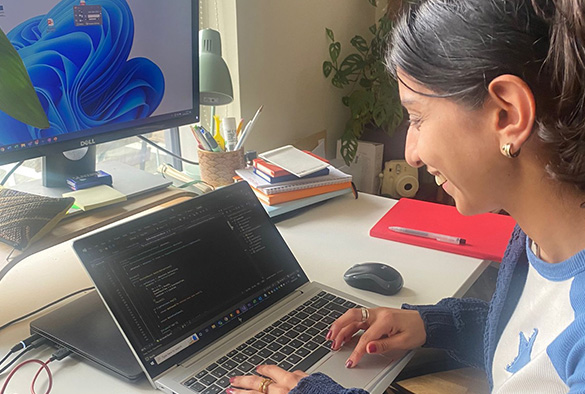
[[259, 145, 330, 177], [369, 198, 517, 262], [63, 185, 127, 211]]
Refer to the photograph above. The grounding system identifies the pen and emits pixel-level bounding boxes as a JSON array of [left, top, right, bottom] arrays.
[[388, 226, 466, 245], [191, 125, 210, 150], [200, 126, 223, 152], [236, 118, 244, 136], [235, 105, 263, 150]]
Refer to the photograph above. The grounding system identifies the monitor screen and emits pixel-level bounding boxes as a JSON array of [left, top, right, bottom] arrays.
[[0, 0, 199, 172]]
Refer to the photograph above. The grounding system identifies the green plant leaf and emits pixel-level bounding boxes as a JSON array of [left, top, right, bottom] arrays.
[[329, 42, 341, 63], [323, 61, 334, 78], [372, 102, 388, 127], [339, 53, 363, 75], [331, 73, 348, 88], [359, 78, 373, 89], [350, 35, 369, 54], [0, 28, 49, 129], [368, 0, 377, 6], [348, 89, 375, 120], [369, 24, 377, 35], [326, 28, 334, 42], [340, 122, 359, 165]]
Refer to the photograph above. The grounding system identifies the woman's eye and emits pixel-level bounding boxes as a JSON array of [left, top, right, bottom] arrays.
[[408, 117, 422, 129]]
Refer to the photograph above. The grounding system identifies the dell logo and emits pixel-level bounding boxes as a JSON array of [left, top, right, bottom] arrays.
[[80, 139, 96, 146]]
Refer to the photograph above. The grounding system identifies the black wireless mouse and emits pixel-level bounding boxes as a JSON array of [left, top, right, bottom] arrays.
[[343, 262, 403, 295]]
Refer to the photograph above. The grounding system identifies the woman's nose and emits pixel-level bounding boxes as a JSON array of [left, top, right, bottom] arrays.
[[404, 129, 423, 168]]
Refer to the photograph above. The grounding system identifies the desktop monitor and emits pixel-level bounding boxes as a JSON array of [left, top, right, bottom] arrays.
[[0, 0, 199, 188]]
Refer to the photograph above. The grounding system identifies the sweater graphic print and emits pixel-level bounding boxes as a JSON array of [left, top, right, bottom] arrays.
[[492, 239, 585, 393]]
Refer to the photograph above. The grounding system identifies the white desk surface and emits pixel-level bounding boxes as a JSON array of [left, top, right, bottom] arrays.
[[0, 193, 489, 393]]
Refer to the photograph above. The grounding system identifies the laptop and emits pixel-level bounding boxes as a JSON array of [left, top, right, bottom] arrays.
[[72, 181, 403, 394], [30, 290, 144, 382]]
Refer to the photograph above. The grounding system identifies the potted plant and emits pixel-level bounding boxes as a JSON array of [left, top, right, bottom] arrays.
[[0, 27, 49, 129], [323, 0, 403, 165]]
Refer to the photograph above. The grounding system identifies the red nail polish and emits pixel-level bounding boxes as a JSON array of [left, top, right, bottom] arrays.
[[331, 340, 336, 349], [229, 377, 235, 383], [325, 330, 332, 340], [345, 359, 353, 368], [367, 343, 377, 353], [226, 389, 234, 394]]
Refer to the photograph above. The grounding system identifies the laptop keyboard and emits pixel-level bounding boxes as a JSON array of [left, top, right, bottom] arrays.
[[182, 291, 359, 393]]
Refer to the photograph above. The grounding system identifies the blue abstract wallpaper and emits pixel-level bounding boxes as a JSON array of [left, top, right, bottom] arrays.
[[0, 0, 165, 145]]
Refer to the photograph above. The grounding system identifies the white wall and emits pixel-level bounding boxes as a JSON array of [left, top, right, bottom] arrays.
[[181, 0, 378, 167], [234, 1, 376, 159]]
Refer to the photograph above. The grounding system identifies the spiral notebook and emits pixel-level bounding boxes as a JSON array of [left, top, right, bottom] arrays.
[[235, 166, 352, 195], [370, 198, 516, 262]]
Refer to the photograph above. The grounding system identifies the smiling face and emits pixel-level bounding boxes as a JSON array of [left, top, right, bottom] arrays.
[[398, 70, 512, 215]]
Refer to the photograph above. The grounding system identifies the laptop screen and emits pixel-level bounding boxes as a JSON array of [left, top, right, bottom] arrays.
[[73, 182, 309, 378]]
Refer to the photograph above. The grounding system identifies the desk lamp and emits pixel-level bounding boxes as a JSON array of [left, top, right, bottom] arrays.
[[199, 27, 233, 109]]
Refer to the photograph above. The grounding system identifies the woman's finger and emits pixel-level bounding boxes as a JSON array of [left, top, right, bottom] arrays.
[[256, 365, 306, 389]]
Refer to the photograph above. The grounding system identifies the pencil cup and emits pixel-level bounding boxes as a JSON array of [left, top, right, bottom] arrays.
[[198, 148, 246, 188]]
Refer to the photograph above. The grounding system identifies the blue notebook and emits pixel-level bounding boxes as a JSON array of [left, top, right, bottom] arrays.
[[253, 167, 329, 183]]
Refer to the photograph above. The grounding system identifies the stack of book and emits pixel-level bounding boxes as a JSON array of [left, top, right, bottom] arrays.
[[235, 149, 354, 216]]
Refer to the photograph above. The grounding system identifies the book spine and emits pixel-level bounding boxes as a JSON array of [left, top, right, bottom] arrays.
[[253, 159, 289, 178], [261, 176, 351, 195], [252, 182, 352, 205]]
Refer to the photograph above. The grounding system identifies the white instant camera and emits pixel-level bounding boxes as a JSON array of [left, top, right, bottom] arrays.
[[379, 160, 419, 199]]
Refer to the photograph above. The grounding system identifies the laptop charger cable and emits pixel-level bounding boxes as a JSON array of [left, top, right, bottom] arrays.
[[0, 346, 72, 394]]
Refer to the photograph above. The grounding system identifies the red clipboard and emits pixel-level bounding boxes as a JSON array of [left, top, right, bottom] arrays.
[[369, 198, 516, 262]]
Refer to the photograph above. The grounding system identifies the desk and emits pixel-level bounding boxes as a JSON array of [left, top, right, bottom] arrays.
[[0, 193, 490, 393]]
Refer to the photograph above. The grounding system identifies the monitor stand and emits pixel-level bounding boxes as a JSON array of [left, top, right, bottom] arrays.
[[12, 161, 172, 199]]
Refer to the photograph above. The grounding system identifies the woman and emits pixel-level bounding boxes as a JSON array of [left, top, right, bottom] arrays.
[[229, 0, 585, 392]]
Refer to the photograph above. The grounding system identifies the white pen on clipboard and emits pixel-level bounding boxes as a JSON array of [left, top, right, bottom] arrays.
[[388, 226, 466, 245]]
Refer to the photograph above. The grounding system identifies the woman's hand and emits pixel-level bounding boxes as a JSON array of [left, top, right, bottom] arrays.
[[228, 365, 307, 394], [327, 307, 426, 368]]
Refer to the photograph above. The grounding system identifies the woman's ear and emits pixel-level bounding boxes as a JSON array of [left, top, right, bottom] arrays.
[[487, 75, 535, 153]]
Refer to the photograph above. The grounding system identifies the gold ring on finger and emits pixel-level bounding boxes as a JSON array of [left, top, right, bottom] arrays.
[[361, 307, 369, 323], [259, 378, 273, 393]]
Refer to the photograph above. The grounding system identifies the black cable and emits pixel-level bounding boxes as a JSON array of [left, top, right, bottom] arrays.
[[137, 135, 198, 166], [0, 337, 49, 375], [9, 334, 41, 354], [0, 287, 94, 333], [0, 335, 40, 371], [0, 161, 24, 186], [0, 351, 12, 369]]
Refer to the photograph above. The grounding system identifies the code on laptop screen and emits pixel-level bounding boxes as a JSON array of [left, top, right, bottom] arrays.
[[73, 182, 309, 378]]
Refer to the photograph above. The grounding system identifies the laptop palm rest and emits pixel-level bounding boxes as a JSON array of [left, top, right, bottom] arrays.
[[312, 337, 396, 389]]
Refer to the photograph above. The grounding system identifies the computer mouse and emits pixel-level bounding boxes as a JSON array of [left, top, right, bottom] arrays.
[[343, 262, 403, 295]]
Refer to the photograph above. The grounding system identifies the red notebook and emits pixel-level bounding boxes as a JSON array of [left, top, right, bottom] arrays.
[[369, 198, 517, 262]]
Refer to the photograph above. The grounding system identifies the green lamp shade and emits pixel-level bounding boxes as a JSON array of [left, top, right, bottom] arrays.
[[199, 28, 233, 106]]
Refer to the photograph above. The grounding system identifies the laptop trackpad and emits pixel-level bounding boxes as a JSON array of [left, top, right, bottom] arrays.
[[312, 339, 395, 389]]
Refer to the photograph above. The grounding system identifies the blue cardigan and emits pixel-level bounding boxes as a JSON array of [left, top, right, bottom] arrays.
[[290, 225, 527, 393]]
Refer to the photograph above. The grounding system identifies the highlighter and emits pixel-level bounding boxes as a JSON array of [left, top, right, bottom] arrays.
[[213, 115, 225, 151]]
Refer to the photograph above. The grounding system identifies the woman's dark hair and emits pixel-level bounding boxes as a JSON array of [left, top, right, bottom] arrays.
[[389, 0, 585, 191]]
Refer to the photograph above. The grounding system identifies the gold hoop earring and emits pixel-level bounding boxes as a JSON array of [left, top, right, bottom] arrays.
[[501, 143, 520, 158]]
